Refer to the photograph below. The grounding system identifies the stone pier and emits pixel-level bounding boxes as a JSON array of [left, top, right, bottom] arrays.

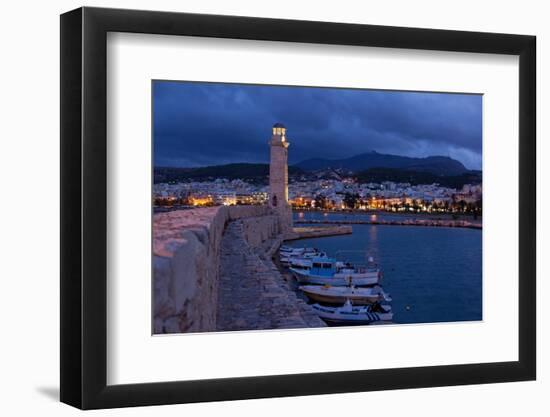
[[153, 205, 326, 334], [217, 220, 325, 331]]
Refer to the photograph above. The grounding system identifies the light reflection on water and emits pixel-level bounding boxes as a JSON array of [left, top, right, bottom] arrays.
[[289, 219, 482, 325]]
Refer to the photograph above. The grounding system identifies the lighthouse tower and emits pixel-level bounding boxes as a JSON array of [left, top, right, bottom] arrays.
[[269, 123, 293, 235]]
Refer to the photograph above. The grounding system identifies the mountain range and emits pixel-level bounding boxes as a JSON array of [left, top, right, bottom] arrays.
[[154, 151, 479, 186], [294, 150, 468, 176]]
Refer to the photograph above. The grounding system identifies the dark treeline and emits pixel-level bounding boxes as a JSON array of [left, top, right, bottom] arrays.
[[155, 164, 481, 189], [154, 163, 305, 184]]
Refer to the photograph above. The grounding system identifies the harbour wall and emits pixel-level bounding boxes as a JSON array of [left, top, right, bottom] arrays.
[[153, 205, 281, 334], [287, 225, 353, 240], [295, 218, 482, 229]]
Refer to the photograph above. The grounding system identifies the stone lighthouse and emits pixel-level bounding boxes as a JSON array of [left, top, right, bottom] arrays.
[[269, 123, 293, 235]]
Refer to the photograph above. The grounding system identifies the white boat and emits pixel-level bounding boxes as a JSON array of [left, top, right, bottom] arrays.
[[286, 256, 346, 271], [279, 246, 317, 256], [279, 246, 326, 264], [285, 256, 314, 271], [311, 300, 393, 324], [290, 257, 381, 286], [280, 251, 328, 265], [299, 285, 392, 305]]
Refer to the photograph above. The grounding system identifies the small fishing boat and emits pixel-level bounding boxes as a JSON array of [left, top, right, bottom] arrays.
[[279, 247, 319, 262], [279, 246, 317, 256], [279, 245, 294, 252], [290, 257, 381, 286], [311, 300, 393, 324], [280, 250, 327, 265], [299, 284, 392, 305], [285, 256, 315, 271], [286, 256, 347, 271]]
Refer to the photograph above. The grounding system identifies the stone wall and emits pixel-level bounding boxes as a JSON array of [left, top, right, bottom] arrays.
[[239, 214, 281, 249], [153, 205, 278, 334]]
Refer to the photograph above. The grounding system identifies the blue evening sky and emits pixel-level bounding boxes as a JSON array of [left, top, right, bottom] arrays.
[[153, 81, 482, 170]]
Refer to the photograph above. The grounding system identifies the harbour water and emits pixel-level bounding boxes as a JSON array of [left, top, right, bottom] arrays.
[[288, 212, 482, 324]]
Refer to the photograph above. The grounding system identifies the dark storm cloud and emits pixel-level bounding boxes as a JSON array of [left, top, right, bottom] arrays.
[[153, 81, 482, 169]]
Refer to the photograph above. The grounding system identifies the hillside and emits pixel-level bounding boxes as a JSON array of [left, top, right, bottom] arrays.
[[154, 163, 305, 184], [294, 150, 469, 176]]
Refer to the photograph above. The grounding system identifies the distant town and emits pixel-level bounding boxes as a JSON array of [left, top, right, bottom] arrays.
[[154, 171, 482, 217]]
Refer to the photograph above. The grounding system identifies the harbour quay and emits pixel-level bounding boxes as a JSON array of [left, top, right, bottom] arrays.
[[295, 218, 482, 229]]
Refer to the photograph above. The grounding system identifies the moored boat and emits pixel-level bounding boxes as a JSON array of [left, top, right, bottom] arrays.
[[279, 246, 317, 256], [290, 257, 381, 286], [279, 247, 320, 262], [311, 300, 393, 324], [280, 250, 327, 265], [286, 256, 346, 271], [279, 245, 294, 252], [299, 284, 391, 305]]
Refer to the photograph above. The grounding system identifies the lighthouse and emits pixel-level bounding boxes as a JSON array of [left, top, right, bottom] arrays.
[[269, 123, 293, 235]]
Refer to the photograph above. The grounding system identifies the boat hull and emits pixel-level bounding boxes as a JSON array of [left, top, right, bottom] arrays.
[[300, 289, 385, 305], [311, 304, 393, 324]]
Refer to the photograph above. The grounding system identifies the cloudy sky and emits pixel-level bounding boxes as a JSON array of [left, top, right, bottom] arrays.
[[153, 81, 482, 170]]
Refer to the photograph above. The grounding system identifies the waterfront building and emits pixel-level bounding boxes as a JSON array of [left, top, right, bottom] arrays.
[[214, 191, 237, 206], [189, 194, 214, 207], [252, 191, 269, 204]]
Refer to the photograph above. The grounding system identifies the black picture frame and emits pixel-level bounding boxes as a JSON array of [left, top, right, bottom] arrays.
[[60, 6, 536, 410]]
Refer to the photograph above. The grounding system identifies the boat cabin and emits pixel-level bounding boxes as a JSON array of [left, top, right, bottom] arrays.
[[309, 257, 338, 277]]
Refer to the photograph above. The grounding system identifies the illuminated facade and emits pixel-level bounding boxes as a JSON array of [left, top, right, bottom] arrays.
[[189, 195, 214, 207]]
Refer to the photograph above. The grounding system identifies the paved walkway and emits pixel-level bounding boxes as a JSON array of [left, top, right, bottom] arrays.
[[216, 220, 325, 331]]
